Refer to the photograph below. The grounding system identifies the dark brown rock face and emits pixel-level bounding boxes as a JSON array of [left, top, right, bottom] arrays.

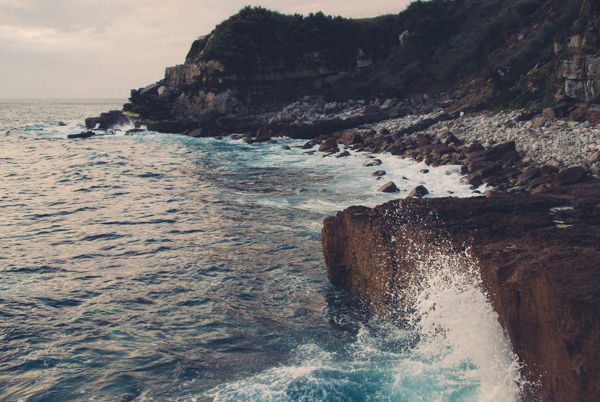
[[322, 180, 600, 401]]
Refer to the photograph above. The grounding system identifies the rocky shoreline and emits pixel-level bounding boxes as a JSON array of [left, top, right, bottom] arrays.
[[84, 95, 600, 196]]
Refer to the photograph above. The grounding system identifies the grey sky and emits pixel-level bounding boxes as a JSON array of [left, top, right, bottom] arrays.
[[0, 0, 410, 99]]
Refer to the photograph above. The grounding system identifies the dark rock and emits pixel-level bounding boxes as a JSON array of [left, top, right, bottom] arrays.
[[501, 150, 521, 164], [417, 137, 430, 147], [379, 182, 399, 193], [339, 132, 362, 145], [466, 141, 517, 164], [125, 128, 145, 135], [466, 142, 484, 153], [67, 131, 95, 139], [318, 138, 339, 153], [322, 180, 600, 402], [336, 150, 351, 158], [372, 170, 386, 177], [417, 144, 454, 158], [468, 160, 501, 178], [187, 128, 204, 137], [363, 159, 383, 167], [85, 110, 132, 130], [460, 172, 483, 187], [529, 175, 555, 189], [441, 133, 462, 146], [408, 185, 429, 197], [301, 141, 316, 149], [419, 169, 430, 174], [518, 167, 542, 182], [553, 166, 588, 186], [282, 145, 291, 150], [363, 105, 380, 115], [541, 164, 560, 175]]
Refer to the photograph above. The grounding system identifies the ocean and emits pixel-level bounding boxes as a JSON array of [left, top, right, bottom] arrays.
[[0, 99, 522, 401]]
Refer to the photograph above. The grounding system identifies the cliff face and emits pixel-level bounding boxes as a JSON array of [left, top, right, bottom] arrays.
[[122, 15, 373, 134], [322, 181, 600, 401], [560, 29, 600, 102]]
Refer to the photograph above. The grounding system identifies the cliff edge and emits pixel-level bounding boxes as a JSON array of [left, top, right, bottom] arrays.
[[322, 181, 600, 401]]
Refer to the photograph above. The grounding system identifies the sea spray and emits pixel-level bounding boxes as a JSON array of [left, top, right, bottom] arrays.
[[400, 248, 523, 401]]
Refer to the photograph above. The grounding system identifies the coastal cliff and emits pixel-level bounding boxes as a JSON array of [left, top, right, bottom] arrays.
[[88, 0, 600, 139], [322, 181, 600, 401]]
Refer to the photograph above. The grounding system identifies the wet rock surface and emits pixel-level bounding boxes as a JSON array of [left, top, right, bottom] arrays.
[[322, 180, 600, 401]]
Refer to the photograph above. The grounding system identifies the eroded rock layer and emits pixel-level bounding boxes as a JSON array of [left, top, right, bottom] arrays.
[[322, 180, 600, 401]]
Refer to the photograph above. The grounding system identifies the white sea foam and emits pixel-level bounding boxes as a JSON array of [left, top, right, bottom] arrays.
[[399, 249, 523, 401]]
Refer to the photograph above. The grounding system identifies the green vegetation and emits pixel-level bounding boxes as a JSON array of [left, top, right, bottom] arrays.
[[194, 7, 361, 73]]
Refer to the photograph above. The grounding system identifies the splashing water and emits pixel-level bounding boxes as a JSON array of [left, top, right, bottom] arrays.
[[208, 250, 523, 401]]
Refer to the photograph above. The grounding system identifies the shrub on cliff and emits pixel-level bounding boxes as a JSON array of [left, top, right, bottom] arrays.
[[196, 7, 362, 74]]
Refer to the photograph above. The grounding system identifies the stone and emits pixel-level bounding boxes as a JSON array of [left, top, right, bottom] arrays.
[[67, 131, 95, 139], [85, 110, 132, 130], [466, 141, 517, 164], [529, 175, 555, 189], [468, 160, 501, 178], [372, 170, 386, 177], [553, 166, 588, 185], [408, 185, 429, 197], [363, 105, 380, 115], [363, 159, 383, 167], [187, 128, 204, 137], [466, 142, 484, 153], [381, 99, 396, 109], [518, 167, 542, 182], [541, 164, 560, 175], [417, 144, 454, 158], [318, 138, 339, 153], [379, 182, 399, 193], [339, 132, 362, 145], [460, 172, 483, 187]]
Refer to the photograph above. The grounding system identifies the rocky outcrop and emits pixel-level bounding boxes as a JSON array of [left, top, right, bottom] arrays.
[[559, 29, 600, 103], [322, 180, 600, 401]]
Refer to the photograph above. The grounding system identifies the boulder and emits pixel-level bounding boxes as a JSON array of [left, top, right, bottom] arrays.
[[85, 110, 132, 130], [67, 131, 95, 139], [336, 150, 351, 158], [417, 144, 454, 158], [408, 185, 429, 197], [460, 172, 483, 187], [379, 182, 399, 193], [465, 141, 517, 164], [363, 159, 383, 167], [318, 138, 339, 153], [372, 170, 386, 177], [518, 167, 542, 182], [363, 105, 380, 115], [553, 166, 588, 186], [339, 132, 362, 145]]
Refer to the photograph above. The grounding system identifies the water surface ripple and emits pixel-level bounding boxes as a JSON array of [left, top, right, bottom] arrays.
[[0, 100, 520, 401]]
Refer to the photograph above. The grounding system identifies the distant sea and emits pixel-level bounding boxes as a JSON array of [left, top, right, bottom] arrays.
[[0, 99, 522, 401]]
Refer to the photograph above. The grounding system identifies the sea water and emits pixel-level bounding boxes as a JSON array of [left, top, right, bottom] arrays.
[[0, 99, 522, 401]]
